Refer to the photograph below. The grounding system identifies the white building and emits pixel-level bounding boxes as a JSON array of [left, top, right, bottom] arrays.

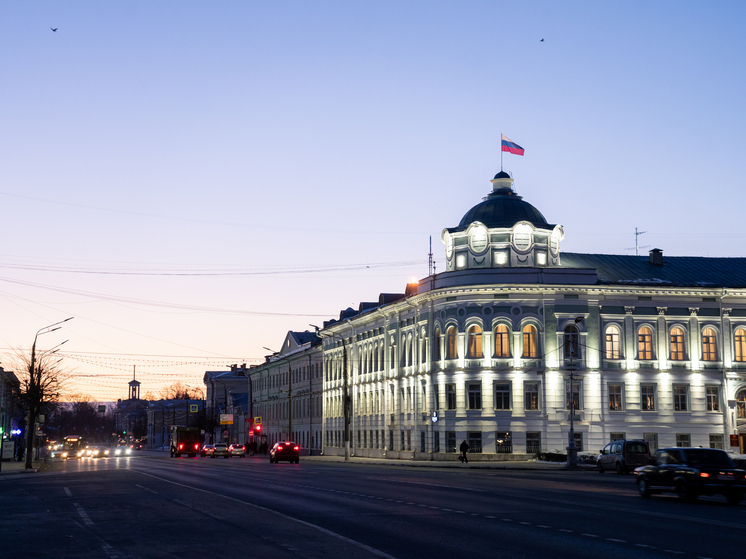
[[318, 170, 746, 460]]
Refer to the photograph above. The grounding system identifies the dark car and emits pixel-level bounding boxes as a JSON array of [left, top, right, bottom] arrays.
[[270, 441, 299, 464], [200, 444, 215, 458], [597, 439, 650, 474], [212, 442, 230, 459], [635, 447, 746, 504]]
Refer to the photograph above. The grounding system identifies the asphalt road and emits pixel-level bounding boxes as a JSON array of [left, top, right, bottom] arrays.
[[1, 452, 743, 559]]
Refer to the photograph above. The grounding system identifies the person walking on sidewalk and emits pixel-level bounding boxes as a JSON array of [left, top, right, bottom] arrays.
[[459, 440, 470, 463]]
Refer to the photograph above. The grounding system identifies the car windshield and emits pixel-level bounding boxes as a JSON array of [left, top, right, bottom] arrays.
[[682, 449, 735, 467], [626, 443, 647, 454]]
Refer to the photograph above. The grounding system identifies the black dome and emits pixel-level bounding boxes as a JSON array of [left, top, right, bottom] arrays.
[[458, 190, 550, 229], [493, 171, 511, 179]]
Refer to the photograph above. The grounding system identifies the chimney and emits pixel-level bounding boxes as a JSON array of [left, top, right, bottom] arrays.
[[649, 248, 663, 266]]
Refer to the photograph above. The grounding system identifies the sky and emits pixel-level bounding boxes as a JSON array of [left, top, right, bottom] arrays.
[[1, 1, 745, 401]]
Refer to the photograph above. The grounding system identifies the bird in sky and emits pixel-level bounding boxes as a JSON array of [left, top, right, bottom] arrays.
[[51, 27, 58, 32], [540, 38, 544, 42]]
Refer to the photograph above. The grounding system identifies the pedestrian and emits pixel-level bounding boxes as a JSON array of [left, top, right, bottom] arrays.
[[459, 439, 469, 464]]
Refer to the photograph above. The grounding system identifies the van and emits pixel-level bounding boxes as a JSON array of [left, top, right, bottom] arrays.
[[597, 439, 650, 474]]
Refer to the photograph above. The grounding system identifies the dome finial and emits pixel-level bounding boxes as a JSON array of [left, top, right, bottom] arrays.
[[491, 170, 514, 193]]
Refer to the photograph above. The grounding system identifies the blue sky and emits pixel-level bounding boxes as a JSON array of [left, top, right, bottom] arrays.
[[1, 2, 744, 399]]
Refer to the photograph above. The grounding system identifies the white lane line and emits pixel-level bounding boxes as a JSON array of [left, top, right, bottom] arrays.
[[606, 539, 626, 543], [454, 511, 466, 514], [581, 534, 598, 538], [73, 503, 93, 525], [442, 508, 452, 512], [134, 471, 398, 559], [135, 484, 158, 494], [635, 545, 653, 548], [519, 522, 531, 525], [664, 552, 684, 555], [558, 529, 573, 533], [64, 487, 72, 497], [485, 516, 496, 519], [537, 525, 551, 529], [502, 519, 513, 522]]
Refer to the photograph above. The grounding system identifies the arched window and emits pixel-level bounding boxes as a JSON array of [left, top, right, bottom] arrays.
[[638, 326, 653, 360], [434, 328, 442, 360], [373, 344, 378, 372], [446, 326, 458, 359], [605, 325, 621, 360], [735, 329, 746, 362], [670, 326, 685, 360], [564, 325, 579, 360], [420, 337, 427, 364], [522, 325, 538, 358], [466, 325, 483, 358], [737, 388, 746, 419], [494, 324, 510, 358], [702, 327, 718, 361], [407, 336, 414, 366]]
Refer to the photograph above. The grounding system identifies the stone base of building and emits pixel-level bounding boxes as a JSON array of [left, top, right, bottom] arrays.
[[321, 447, 535, 461]]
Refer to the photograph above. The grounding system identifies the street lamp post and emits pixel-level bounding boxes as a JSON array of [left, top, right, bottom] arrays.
[[24, 317, 73, 470], [311, 324, 349, 461]]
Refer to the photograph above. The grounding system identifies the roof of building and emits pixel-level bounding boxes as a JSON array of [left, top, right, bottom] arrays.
[[561, 252, 746, 288], [289, 331, 320, 346], [456, 189, 554, 231]]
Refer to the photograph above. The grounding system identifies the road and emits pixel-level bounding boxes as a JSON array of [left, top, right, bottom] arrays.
[[1, 452, 743, 559]]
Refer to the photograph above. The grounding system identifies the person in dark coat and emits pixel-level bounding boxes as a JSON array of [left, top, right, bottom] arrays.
[[459, 440, 470, 463]]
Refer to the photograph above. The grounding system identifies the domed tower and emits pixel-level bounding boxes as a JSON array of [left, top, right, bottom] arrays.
[[441, 171, 564, 271]]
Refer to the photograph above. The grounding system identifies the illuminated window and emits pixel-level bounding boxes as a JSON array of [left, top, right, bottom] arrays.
[[564, 325, 579, 360], [566, 381, 581, 411], [736, 329, 746, 362], [638, 326, 653, 360], [702, 327, 717, 361], [673, 384, 689, 411], [494, 324, 510, 358], [469, 226, 488, 253], [524, 382, 539, 411], [513, 223, 533, 251], [641, 384, 656, 411], [608, 384, 623, 411], [466, 325, 483, 358], [706, 386, 720, 412], [605, 325, 621, 359], [670, 327, 685, 360], [522, 325, 538, 358], [446, 326, 458, 359]]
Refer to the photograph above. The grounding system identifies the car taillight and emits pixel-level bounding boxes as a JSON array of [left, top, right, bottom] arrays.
[[179, 444, 184, 449], [294, 446, 299, 451], [700, 472, 709, 478], [277, 445, 283, 450], [194, 444, 199, 449]]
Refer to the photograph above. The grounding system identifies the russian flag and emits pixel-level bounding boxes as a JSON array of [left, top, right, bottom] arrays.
[[501, 134, 525, 156]]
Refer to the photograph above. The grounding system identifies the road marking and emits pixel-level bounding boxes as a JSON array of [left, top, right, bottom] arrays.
[[485, 516, 496, 519], [134, 471, 399, 559], [73, 503, 93, 525], [454, 511, 466, 514], [635, 544, 653, 548], [442, 508, 452, 512], [581, 534, 598, 538], [519, 522, 531, 525], [537, 525, 551, 529], [664, 552, 684, 555], [64, 487, 72, 497], [502, 519, 512, 522], [135, 484, 158, 494], [606, 539, 626, 543], [558, 529, 573, 533]]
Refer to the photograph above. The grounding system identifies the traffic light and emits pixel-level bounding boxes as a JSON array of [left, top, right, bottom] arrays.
[[255, 424, 262, 434]]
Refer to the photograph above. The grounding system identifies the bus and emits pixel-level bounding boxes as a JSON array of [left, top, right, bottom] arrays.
[[63, 435, 85, 458]]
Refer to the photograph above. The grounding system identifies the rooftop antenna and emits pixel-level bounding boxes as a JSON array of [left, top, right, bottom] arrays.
[[624, 227, 649, 256], [428, 236, 434, 277]]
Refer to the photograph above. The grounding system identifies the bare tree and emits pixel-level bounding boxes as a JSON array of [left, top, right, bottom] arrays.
[[159, 381, 204, 400]]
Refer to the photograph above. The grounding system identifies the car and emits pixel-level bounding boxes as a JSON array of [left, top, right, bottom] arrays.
[[86, 444, 110, 458], [212, 442, 230, 459], [229, 444, 246, 458], [49, 443, 68, 460], [635, 447, 746, 504], [114, 444, 132, 457], [200, 444, 215, 457], [597, 439, 650, 474], [270, 441, 299, 464], [131, 440, 145, 451]]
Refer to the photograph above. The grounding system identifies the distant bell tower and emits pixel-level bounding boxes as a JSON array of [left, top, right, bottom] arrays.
[[128, 366, 141, 400]]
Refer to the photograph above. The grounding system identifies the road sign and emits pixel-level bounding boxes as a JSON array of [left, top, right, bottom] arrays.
[[254, 417, 262, 425], [249, 430, 254, 437], [190, 404, 198, 413], [220, 414, 234, 425]]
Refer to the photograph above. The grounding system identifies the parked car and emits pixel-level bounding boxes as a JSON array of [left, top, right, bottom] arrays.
[[597, 439, 650, 474], [229, 444, 246, 458], [212, 442, 230, 459], [200, 444, 215, 458], [635, 447, 746, 504], [270, 441, 299, 464]]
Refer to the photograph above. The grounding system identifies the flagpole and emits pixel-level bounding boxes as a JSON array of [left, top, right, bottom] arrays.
[[500, 133, 503, 171]]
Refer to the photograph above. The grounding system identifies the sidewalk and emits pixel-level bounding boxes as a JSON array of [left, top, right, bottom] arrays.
[[295, 454, 578, 470], [0, 459, 43, 476]]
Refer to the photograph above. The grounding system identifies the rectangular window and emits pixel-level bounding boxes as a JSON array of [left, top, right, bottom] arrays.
[[709, 434, 724, 450], [673, 384, 689, 412], [446, 383, 457, 410], [434, 383, 440, 411], [736, 330, 746, 362], [388, 429, 394, 451], [420, 430, 425, 452], [406, 387, 412, 412], [702, 330, 717, 361], [400, 430, 405, 451], [676, 433, 691, 447], [570, 432, 583, 452], [494, 382, 511, 410], [468, 431, 482, 453], [566, 381, 581, 411], [433, 432, 440, 453], [670, 330, 685, 360], [638, 329, 653, 360], [524, 382, 540, 411], [495, 431, 512, 454], [643, 432, 658, 453], [468, 383, 482, 410], [608, 384, 623, 411], [706, 385, 720, 412], [605, 328, 620, 359], [446, 431, 456, 453], [641, 384, 656, 411], [526, 431, 541, 454], [407, 429, 412, 451], [610, 432, 625, 441]]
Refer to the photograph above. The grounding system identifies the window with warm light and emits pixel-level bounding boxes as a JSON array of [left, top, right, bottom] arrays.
[[522, 325, 538, 358], [702, 327, 717, 361], [605, 325, 621, 359], [638, 326, 653, 360], [466, 325, 483, 358], [736, 329, 746, 362], [670, 327, 685, 360], [446, 326, 458, 359], [494, 324, 510, 357]]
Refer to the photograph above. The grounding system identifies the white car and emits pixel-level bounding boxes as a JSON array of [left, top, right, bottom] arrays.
[[114, 445, 132, 456]]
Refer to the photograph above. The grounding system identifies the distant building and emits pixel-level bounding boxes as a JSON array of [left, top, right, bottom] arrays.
[[0, 366, 21, 444]]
